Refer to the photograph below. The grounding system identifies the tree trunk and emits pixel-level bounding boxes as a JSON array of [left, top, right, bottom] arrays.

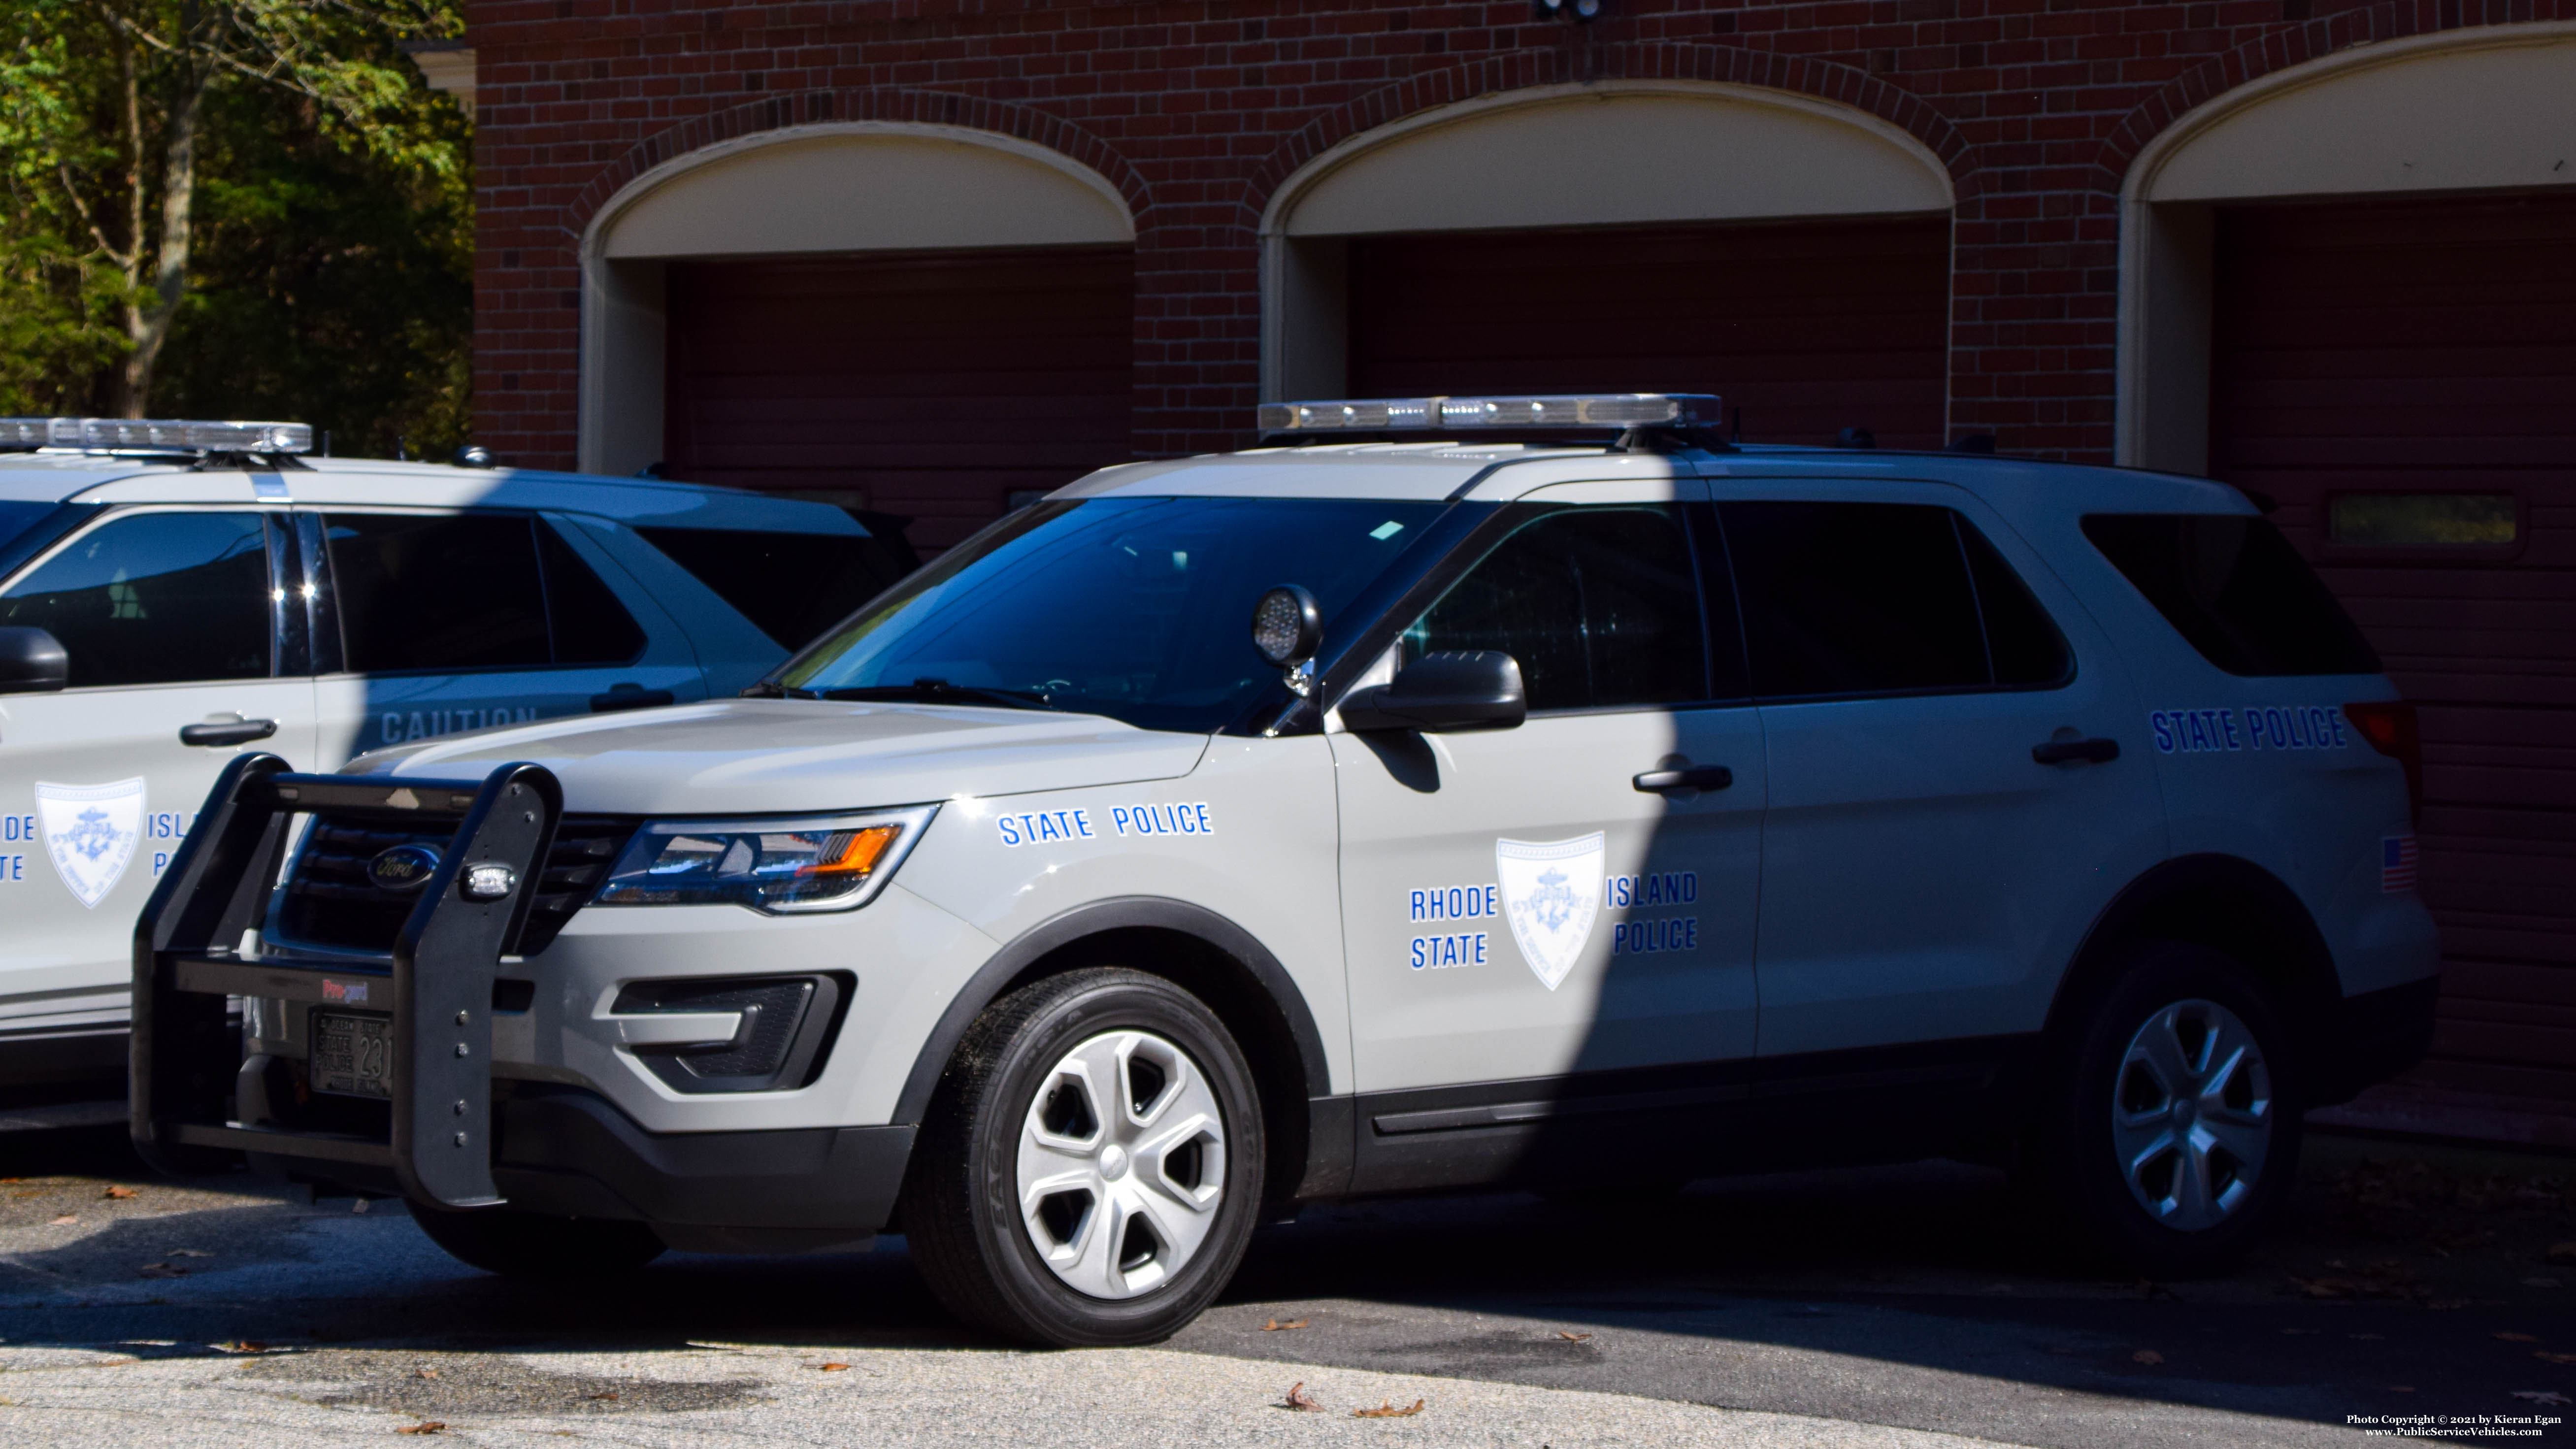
[[119, 59, 206, 419]]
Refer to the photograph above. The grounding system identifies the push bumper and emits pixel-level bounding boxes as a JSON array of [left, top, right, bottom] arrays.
[[132, 754, 556, 1208]]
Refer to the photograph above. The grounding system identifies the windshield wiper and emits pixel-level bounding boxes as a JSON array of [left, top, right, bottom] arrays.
[[801, 678, 1064, 712]]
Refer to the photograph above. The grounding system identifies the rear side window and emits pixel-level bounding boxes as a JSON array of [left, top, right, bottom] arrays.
[[1406, 506, 1708, 712], [0, 511, 271, 686], [636, 526, 909, 650], [324, 513, 645, 673], [2082, 514, 2379, 676], [1718, 501, 2071, 699]]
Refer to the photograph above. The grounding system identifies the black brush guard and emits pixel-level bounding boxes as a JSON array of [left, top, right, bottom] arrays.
[[131, 753, 561, 1209]]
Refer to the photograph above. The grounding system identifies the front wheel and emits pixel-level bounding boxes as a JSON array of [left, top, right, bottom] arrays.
[[901, 967, 1265, 1346], [2030, 941, 2302, 1277]]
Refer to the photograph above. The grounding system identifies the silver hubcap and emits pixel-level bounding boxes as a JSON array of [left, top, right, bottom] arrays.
[[2111, 998, 2273, 1231], [1015, 1029, 1226, 1299]]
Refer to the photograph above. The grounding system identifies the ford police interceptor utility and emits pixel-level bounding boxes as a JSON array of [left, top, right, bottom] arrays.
[[130, 395, 2438, 1348], [0, 417, 910, 1090]]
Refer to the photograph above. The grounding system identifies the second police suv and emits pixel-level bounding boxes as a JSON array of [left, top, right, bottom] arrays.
[[132, 395, 2437, 1347]]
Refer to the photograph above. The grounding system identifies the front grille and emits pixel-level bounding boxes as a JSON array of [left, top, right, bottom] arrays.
[[275, 812, 636, 956]]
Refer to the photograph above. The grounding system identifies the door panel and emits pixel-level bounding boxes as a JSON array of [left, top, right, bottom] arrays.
[[0, 506, 317, 1047], [1719, 484, 2169, 1056], [1333, 480, 1767, 1093]]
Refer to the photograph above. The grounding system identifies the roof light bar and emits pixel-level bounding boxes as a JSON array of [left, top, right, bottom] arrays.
[[0, 417, 312, 454], [1255, 394, 1719, 434]]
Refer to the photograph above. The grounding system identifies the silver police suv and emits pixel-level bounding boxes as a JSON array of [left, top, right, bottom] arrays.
[[0, 418, 910, 1091], [132, 396, 2438, 1347]]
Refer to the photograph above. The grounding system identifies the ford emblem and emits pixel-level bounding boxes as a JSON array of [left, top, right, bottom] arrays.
[[367, 843, 442, 892]]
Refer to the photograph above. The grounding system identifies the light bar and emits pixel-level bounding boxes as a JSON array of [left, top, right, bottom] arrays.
[[0, 417, 312, 454], [1255, 394, 1719, 434]]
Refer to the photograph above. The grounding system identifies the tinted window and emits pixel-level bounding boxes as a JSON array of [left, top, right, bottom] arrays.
[[1960, 522, 2074, 687], [781, 497, 1446, 733], [637, 526, 909, 650], [1722, 502, 1988, 697], [0, 511, 271, 687], [325, 513, 644, 673], [2083, 514, 2379, 676], [1407, 506, 1707, 712]]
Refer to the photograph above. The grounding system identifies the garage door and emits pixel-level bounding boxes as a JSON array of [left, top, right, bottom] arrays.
[[2210, 193, 2576, 1142], [662, 247, 1134, 552], [1347, 216, 1950, 450]]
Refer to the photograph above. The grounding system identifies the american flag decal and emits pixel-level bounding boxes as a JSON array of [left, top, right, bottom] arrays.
[[2381, 835, 2419, 893]]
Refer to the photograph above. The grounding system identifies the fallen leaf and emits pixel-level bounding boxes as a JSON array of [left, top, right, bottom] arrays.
[[1260, 1317, 1308, 1331], [47, 1215, 74, 1226], [136, 1264, 186, 1279], [395, 1424, 446, 1436], [2133, 1350, 2165, 1365], [416, 1368, 439, 1380], [2537, 1351, 2576, 1365], [1279, 1382, 1325, 1413], [1556, 1330, 1593, 1342], [1353, 1398, 1426, 1418], [2497, 1331, 2541, 1342], [0, 1177, 20, 1183], [2512, 1391, 2572, 1406], [586, 1392, 618, 1401], [212, 1341, 271, 1355], [102, 1186, 135, 1200], [814, 1362, 848, 1372]]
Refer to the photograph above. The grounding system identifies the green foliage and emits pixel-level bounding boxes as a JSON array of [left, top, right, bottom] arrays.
[[0, 0, 470, 448], [155, 74, 473, 458]]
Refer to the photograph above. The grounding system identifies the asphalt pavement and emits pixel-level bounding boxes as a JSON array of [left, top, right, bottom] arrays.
[[0, 1122, 2568, 1447]]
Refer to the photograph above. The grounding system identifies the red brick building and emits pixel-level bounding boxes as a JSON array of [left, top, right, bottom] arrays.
[[445, 2, 2576, 1145]]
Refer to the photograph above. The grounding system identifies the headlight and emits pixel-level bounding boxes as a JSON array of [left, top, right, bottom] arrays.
[[594, 805, 935, 914]]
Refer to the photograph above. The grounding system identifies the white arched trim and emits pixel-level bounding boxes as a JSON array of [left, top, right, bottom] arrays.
[[577, 123, 1134, 476], [2115, 23, 2576, 469], [1258, 81, 1954, 403]]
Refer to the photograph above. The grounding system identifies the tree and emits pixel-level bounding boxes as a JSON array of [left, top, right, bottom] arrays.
[[0, 0, 464, 428]]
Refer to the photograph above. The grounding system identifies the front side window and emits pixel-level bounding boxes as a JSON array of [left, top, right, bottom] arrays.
[[0, 511, 270, 686], [1404, 505, 1709, 712], [2083, 513, 2379, 676], [779, 496, 1447, 733], [1720, 501, 2071, 699], [324, 513, 645, 673]]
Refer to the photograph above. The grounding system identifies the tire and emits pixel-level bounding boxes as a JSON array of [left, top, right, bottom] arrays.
[[901, 967, 1266, 1347], [409, 1202, 666, 1280], [2028, 940, 2302, 1277]]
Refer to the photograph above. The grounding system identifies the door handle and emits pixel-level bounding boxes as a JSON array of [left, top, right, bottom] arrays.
[[2032, 736, 2120, 765], [590, 684, 676, 714], [178, 718, 278, 747], [1633, 765, 1733, 793]]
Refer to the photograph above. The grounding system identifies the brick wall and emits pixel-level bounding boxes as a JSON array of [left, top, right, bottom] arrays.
[[466, 0, 2567, 467]]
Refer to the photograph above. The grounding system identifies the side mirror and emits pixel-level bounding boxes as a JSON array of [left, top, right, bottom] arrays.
[[1337, 651, 1525, 733], [0, 627, 66, 694]]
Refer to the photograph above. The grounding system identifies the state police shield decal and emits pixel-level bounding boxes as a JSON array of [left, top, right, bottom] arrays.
[[35, 778, 145, 910], [1495, 832, 1604, 992]]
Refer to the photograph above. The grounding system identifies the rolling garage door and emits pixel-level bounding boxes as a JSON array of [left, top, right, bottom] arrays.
[[1347, 216, 1949, 450], [2210, 193, 2576, 1141], [662, 247, 1134, 552]]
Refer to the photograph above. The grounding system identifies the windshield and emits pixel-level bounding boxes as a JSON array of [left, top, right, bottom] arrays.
[[779, 496, 1448, 732]]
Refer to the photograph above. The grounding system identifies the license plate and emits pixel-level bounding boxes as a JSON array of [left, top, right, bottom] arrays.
[[311, 1012, 393, 1098]]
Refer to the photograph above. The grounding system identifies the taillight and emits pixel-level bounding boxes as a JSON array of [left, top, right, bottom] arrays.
[[2345, 700, 2422, 826]]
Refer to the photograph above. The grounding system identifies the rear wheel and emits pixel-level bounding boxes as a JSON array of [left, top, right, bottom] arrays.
[[2031, 941, 2301, 1276], [408, 1202, 666, 1280], [901, 967, 1264, 1346]]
